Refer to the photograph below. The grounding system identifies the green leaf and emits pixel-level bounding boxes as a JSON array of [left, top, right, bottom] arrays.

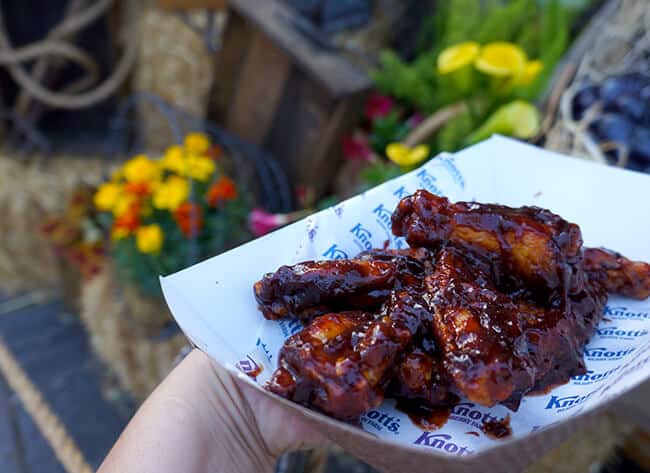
[[437, 107, 476, 152], [516, 0, 569, 100], [360, 161, 403, 190], [475, 0, 534, 44], [441, 0, 482, 47], [369, 112, 411, 154]]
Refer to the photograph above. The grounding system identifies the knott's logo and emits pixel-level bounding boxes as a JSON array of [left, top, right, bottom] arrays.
[[604, 305, 650, 320], [236, 355, 262, 379], [584, 346, 635, 361], [413, 433, 473, 456], [279, 319, 303, 338], [439, 157, 465, 188], [372, 203, 405, 249], [416, 168, 442, 195], [255, 337, 273, 361], [361, 410, 401, 434], [545, 389, 598, 412], [596, 325, 648, 340], [373, 203, 392, 230], [572, 367, 620, 385], [393, 185, 409, 199], [322, 244, 348, 259], [449, 402, 499, 430], [350, 223, 373, 251]]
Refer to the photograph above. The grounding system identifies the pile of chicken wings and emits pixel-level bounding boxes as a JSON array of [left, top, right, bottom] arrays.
[[253, 190, 650, 422]]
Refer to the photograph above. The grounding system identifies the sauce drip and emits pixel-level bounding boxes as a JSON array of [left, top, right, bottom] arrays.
[[481, 415, 511, 439], [396, 399, 454, 431]]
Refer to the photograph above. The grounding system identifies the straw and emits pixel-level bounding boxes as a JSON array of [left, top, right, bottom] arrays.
[[544, 0, 650, 163]]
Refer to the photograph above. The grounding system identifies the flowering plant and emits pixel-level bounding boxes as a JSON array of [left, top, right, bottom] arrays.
[[41, 188, 105, 279], [339, 0, 588, 192], [93, 133, 250, 296]]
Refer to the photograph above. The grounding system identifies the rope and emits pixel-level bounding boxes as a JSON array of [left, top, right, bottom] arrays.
[[0, 337, 94, 473], [0, 0, 140, 110], [14, 0, 95, 116]]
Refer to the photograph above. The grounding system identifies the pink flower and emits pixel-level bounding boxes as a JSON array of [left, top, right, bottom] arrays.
[[364, 93, 394, 120], [248, 209, 290, 237], [342, 134, 371, 161]]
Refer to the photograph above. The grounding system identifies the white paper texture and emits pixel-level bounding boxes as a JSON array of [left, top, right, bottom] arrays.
[[161, 136, 650, 457]]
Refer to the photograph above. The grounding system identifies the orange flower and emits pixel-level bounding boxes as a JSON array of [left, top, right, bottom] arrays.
[[206, 176, 237, 207], [112, 204, 140, 237], [174, 201, 203, 238], [124, 181, 151, 198]]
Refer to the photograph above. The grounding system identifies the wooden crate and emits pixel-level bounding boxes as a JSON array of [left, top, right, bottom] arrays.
[[212, 0, 372, 197]]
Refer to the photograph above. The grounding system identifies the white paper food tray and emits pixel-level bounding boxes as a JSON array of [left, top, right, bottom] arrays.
[[161, 136, 650, 472]]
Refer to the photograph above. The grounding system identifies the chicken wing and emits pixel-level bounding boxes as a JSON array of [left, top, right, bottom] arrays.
[[389, 347, 454, 406], [426, 247, 605, 408], [584, 247, 650, 300], [254, 249, 433, 320], [267, 311, 379, 420], [391, 190, 585, 302], [254, 260, 396, 320], [267, 291, 433, 421]]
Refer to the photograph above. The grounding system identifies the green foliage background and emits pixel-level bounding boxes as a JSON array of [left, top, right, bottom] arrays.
[[371, 0, 575, 117], [363, 0, 596, 164], [106, 181, 251, 298]]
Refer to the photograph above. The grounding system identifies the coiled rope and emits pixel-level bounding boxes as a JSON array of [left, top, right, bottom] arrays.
[[0, 0, 140, 110]]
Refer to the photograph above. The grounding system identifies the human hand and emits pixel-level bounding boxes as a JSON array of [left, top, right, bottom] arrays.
[[98, 349, 326, 473]]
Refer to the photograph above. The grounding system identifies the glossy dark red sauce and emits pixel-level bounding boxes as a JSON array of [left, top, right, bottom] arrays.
[[255, 191, 650, 424], [481, 415, 512, 439], [396, 399, 453, 431]]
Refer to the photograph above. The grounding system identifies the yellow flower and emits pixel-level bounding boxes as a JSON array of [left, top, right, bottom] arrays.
[[475, 42, 527, 79], [161, 145, 186, 174], [136, 224, 163, 254], [185, 154, 216, 182], [160, 146, 216, 181], [112, 194, 137, 217], [516, 60, 543, 86], [386, 143, 430, 167], [152, 175, 190, 211], [184, 132, 211, 155], [437, 42, 480, 75], [93, 183, 122, 212], [123, 154, 160, 183]]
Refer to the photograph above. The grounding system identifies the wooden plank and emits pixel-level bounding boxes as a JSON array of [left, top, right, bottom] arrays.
[[265, 70, 330, 191], [306, 96, 367, 196], [229, 0, 371, 98], [210, 11, 252, 121], [156, 0, 228, 10], [225, 28, 292, 145], [266, 70, 366, 196]]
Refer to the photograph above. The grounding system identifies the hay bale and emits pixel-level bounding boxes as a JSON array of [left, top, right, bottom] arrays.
[[80, 262, 186, 400], [544, 0, 650, 163], [133, 8, 225, 150], [0, 153, 109, 294]]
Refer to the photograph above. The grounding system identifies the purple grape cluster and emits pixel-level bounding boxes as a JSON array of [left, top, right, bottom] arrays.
[[571, 73, 650, 172]]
